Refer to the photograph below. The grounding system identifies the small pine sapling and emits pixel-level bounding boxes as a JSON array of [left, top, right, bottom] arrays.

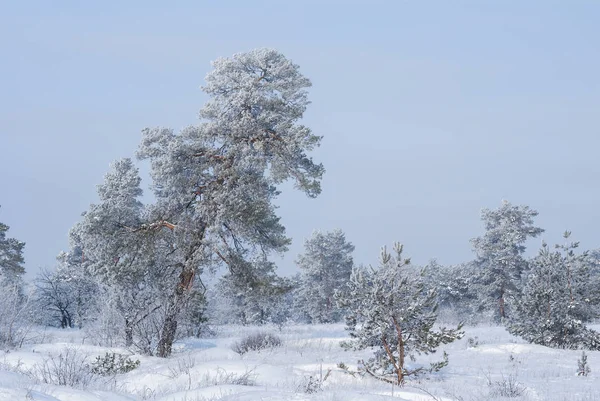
[[578, 351, 591, 376], [336, 243, 463, 385]]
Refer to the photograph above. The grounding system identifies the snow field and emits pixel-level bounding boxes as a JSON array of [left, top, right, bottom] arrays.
[[1, 323, 599, 401]]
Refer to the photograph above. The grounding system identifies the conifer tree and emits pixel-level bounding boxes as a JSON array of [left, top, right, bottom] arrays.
[[0, 210, 28, 347], [83, 49, 324, 356], [0, 210, 25, 287], [217, 257, 290, 325], [423, 261, 482, 322], [296, 229, 354, 323], [337, 243, 463, 385], [508, 232, 600, 349], [73, 158, 168, 349], [471, 200, 544, 320]]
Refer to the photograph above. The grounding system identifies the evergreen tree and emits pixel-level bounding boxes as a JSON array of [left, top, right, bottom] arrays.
[[217, 257, 290, 325], [73, 158, 168, 350], [129, 49, 323, 356], [296, 229, 354, 323], [423, 261, 483, 323], [471, 200, 544, 320], [0, 209, 25, 286], [508, 232, 600, 349], [0, 210, 29, 347], [337, 243, 463, 385]]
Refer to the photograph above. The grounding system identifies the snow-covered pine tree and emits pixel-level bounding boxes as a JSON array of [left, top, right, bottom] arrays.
[[217, 257, 291, 325], [296, 229, 354, 323], [423, 261, 483, 323], [73, 158, 169, 350], [508, 232, 600, 349], [337, 243, 463, 385], [0, 210, 25, 287], [128, 49, 323, 356], [587, 249, 600, 312], [0, 210, 28, 346], [471, 200, 544, 320]]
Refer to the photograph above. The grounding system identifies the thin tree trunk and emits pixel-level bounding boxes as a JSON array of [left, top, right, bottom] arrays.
[[125, 318, 133, 347], [380, 336, 401, 384], [392, 316, 405, 384], [499, 283, 506, 319]]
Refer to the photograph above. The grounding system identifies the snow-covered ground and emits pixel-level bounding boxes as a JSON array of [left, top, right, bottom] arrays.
[[1, 323, 599, 401]]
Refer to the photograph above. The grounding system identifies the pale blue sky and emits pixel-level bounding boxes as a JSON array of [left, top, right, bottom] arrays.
[[1, 1, 599, 278]]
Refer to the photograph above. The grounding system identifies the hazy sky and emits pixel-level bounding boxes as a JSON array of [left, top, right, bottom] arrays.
[[1, 1, 599, 279]]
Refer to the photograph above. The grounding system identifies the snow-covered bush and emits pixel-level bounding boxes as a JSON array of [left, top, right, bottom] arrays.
[[90, 352, 140, 376], [337, 243, 463, 385], [231, 332, 282, 355]]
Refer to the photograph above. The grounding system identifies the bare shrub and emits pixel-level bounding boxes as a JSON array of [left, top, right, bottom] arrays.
[[231, 332, 282, 355], [466, 336, 480, 348], [0, 283, 33, 349], [167, 354, 196, 379], [297, 365, 331, 393], [31, 347, 95, 388], [199, 367, 257, 387], [485, 371, 526, 398], [84, 300, 123, 347]]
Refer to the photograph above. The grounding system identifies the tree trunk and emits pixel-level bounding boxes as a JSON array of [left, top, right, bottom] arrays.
[[499, 283, 506, 319], [157, 313, 178, 357], [156, 266, 195, 358], [392, 316, 405, 385], [125, 319, 133, 347]]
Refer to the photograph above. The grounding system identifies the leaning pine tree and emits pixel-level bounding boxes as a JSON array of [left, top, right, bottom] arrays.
[[508, 232, 600, 350], [116, 49, 323, 357], [337, 243, 463, 385]]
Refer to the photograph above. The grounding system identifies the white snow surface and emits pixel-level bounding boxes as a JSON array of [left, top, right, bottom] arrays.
[[1, 323, 599, 400]]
